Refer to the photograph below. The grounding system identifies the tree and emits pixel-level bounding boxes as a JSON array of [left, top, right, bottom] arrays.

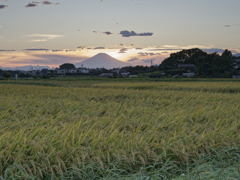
[[2, 71, 11, 79], [42, 74, 51, 79], [60, 63, 75, 69], [160, 48, 207, 70]]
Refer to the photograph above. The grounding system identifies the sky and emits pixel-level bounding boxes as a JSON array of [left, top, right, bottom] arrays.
[[0, 0, 240, 69]]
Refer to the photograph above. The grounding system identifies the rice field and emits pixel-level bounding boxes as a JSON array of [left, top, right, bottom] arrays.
[[1, 80, 240, 179]]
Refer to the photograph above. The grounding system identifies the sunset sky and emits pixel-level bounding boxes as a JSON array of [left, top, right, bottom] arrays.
[[0, 0, 240, 68]]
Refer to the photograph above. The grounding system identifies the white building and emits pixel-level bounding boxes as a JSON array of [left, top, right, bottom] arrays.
[[182, 72, 195, 78], [78, 68, 89, 74]]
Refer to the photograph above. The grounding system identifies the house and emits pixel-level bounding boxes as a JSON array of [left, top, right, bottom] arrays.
[[41, 69, 48, 74], [78, 68, 89, 74], [29, 70, 38, 75], [182, 72, 195, 78], [234, 64, 240, 69], [233, 75, 240, 79], [177, 64, 196, 69], [129, 75, 138, 78], [55, 68, 66, 75], [121, 72, 130, 77], [99, 73, 113, 77], [67, 69, 78, 74]]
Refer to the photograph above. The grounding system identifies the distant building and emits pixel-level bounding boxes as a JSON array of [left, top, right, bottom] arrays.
[[121, 72, 130, 77], [177, 64, 196, 69], [78, 68, 89, 74], [182, 72, 195, 78], [129, 75, 138, 78], [233, 75, 240, 79], [234, 64, 240, 69], [99, 73, 113, 77], [68, 69, 78, 74], [55, 68, 66, 75], [41, 69, 48, 74]]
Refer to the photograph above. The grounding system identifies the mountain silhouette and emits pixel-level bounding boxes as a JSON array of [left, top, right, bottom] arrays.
[[75, 53, 131, 69]]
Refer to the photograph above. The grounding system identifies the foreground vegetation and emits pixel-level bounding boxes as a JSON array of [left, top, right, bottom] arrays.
[[1, 80, 240, 179]]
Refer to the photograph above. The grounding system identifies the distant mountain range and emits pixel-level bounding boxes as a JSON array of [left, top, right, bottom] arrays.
[[75, 53, 131, 69], [0, 65, 51, 71], [233, 53, 240, 57]]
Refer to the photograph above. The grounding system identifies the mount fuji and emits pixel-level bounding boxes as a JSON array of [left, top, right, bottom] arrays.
[[75, 53, 131, 69]]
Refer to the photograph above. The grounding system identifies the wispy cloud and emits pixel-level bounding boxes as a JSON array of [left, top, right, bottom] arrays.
[[0, 49, 15, 51], [138, 52, 161, 56], [27, 34, 65, 42], [93, 31, 114, 35], [118, 48, 128, 53], [94, 47, 105, 49], [127, 58, 139, 62], [25, 1, 59, 7], [24, 48, 49, 51], [127, 57, 156, 63], [115, 43, 123, 46], [119, 30, 153, 37]]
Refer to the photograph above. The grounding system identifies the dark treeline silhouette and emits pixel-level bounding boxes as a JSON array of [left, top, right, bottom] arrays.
[[122, 48, 240, 78]]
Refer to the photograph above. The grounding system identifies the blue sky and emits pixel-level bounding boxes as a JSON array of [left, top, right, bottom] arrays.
[[0, 0, 240, 68]]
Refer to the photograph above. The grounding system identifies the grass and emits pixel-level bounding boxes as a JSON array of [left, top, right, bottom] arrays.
[[0, 79, 240, 179]]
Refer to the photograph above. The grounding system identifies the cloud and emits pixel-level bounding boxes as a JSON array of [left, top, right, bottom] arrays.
[[24, 48, 49, 51], [119, 30, 153, 37], [142, 58, 156, 63], [223, 25, 231, 27], [93, 31, 114, 35], [65, 49, 77, 52], [116, 43, 123, 46], [135, 48, 143, 50], [118, 48, 128, 53], [0, 49, 15, 51], [116, 43, 134, 47], [138, 52, 161, 56], [127, 58, 139, 62], [127, 57, 156, 63], [77, 46, 86, 49], [42, 1, 53, 5], [0, 5, 8, 9], [8, 54, 86, 66], [148, 48, 182, 51], [27, 34, 65, 42], [94, 47, 105, 49], [25, 1, 59, 7], [52, 49, 63, 52], [25, 3, 37, 7], [202, 48, 226, 54]]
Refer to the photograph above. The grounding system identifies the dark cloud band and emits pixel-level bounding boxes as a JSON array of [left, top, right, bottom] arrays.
[[94, 47, 105, 49], [25, 1, 59, 7], [24, 49, 49, 51], [0, 49, 15, 51], [0, 5, 8, 9], [119, 30, 153, 37]]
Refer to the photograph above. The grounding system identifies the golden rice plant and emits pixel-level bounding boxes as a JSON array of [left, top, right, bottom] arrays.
[[0, 82, 240, 177]]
